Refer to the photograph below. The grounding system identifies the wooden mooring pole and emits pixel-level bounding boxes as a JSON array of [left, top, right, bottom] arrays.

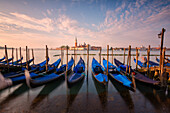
[[61, 47, 63, 65], [16, 48, 18, 62], [99, 47, 101, 64], [128, 45, 131, 74], [126, 46, 130, 75], [160, 47, 165, 86], [74, 47, 76, 67], [159, 28, 166, 73], [12, 48, 14, 65], [32, 49, 34, 65], [112, 48, 113, 64], [5, 45, 9, 71], [87, 44, 89, 77], [28, 49, 30, 61], [26, 46, 28, 70], [20, 47, 22, 67], [130, 45, 136, 90], [135, 47, 138, 70], [107, 45, 109, 75], [147, 45, 150, 78], [46, 45, 48, 72], [66, 45, 68, 80], [123, 48, 126, 65]]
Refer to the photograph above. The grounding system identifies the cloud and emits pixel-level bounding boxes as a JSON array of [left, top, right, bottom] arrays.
[[0, 0, 169, 48], [47, 9, 52, 15], [0, 12, 53, 32]]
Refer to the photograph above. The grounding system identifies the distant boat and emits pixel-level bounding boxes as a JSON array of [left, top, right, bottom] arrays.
[[103, 58, 134, 91], [67, 57, 85, 87], [91, 58, 108, 86], [25, 57, 74, 88]]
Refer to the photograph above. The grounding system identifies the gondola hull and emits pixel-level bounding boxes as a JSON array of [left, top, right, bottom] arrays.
[[67, 72, 85, 87], [67, 57, 85, 87], [114, 58, 160, 88]]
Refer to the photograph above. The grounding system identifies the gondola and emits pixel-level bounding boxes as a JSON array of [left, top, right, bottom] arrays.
[[0, 57, 13, 64], [156, 57, 170, 66], [114, 58, 160, 88], [103, 58, 134, 91], [25, 57, 74, 88], [10, 58, 61, 84], [2, 58, 49, 78], [134, 57, 161, 67], [0, 58, 34, 73], [67, 57, 85, 87], [0, 56, 5, 62], [0, 58, 61, 90], [133, 58, 151, 68], [91, 58, 108, 86], [9, 57, 23, 65], [14, 58, 34, 66]]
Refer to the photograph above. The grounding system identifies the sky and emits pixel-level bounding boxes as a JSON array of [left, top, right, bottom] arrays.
[[0, 0, 170, 49]]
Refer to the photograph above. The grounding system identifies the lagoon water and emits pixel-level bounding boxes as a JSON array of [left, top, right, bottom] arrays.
[[0, 49, 170, 113]]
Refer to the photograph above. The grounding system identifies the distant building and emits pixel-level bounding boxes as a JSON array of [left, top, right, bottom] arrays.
[[69, 37, 101, 50]]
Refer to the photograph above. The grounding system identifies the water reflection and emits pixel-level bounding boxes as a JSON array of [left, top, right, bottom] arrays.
[[30, 77, 65, 109], [92, 75, 108, 112], [109, 79, 134, 111], [66, 78, 84, 112], [0, 83, 29, 107], [168, 85, 170, 98], [136, 82, 162, 109]]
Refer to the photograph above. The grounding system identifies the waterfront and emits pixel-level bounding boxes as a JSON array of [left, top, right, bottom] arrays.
[[0, 49, 170, 113]]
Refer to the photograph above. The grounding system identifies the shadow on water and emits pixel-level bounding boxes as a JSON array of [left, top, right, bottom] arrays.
[[30, 77, 65, 109], [109, 78, 134, 112], [92, 75, 108, 112], [136, 82, 163, 109], [66, 78, 84, 112], [0, 83, 29, 107], [168, 85, 170, 98]]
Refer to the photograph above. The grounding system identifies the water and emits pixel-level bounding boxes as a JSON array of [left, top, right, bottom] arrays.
[[0, 49, 170, 113]]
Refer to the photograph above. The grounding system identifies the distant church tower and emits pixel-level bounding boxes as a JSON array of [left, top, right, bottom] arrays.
[[75, 37, 77, 47]]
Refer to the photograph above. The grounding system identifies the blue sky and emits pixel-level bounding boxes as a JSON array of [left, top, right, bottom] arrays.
[[0, 0, 170, 48]]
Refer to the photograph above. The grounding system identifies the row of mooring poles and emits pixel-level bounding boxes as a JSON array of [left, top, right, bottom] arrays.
[[3, 45, 37, 71]]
